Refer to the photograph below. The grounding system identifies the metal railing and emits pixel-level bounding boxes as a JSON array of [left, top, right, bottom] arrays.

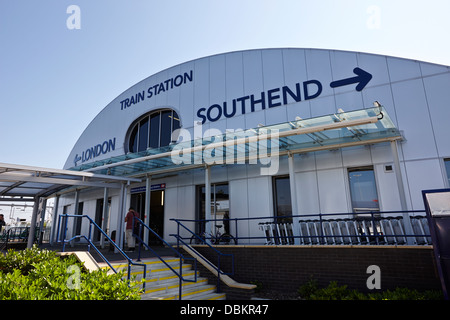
[[56, 214, 148, 291], [0, 227, 38, 250], [132, 217, 198, 300], [170, 218, 235, 293], [171, 210, 432, 247]]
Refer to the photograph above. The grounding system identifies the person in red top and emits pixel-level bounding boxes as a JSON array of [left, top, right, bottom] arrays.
[[124, 207, 139, 251]]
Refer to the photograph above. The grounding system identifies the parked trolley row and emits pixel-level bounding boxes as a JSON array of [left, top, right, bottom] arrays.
[[258, 215, 431, 246]]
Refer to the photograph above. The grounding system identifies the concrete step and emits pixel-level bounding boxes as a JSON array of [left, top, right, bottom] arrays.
[[101, 256, 226, 301], [103, 256, 181, 273], [143, 277, 209, 297], [142, 284, 221, 300]]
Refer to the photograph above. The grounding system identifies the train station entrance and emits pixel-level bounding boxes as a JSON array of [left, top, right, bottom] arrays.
[[130, 185, 165, 245]]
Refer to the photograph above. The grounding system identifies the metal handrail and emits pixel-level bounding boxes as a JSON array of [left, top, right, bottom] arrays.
[[132, 217, 197, 300], [56, 214, 147, 291], [170, 218, 235, 293]]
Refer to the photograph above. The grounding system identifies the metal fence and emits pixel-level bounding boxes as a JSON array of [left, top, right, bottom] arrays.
[[173, 210, 432, 246]]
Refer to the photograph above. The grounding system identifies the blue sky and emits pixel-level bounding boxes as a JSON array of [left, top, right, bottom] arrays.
[[1, 0, 449, 169]]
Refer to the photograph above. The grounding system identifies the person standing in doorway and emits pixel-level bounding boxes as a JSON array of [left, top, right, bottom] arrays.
[[0, 214, 5, 233], [124, 207, 139, 251]]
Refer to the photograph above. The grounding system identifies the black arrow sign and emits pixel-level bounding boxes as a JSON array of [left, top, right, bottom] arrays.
[[330, 67, 372, 91]]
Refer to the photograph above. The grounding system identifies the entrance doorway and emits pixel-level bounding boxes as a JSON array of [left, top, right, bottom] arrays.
[[94, 197, 111, 242], [130, 190, 165, 245]]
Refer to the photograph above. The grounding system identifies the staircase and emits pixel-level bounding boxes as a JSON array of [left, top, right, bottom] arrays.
[[102, 256, 226, 300]]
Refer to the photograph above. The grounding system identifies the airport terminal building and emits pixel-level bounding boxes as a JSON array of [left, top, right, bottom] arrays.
[[53, 48, 450, 249]]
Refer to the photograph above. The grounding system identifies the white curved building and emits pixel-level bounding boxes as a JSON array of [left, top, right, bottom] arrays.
[[55, 48, 450, 247]]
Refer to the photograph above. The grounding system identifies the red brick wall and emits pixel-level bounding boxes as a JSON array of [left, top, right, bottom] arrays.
[[191, 245, 441, 295]]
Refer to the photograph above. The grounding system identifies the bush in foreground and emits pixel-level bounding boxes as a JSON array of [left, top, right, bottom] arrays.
[[0, 246, 142, 300], [298, 278, 443, 300]]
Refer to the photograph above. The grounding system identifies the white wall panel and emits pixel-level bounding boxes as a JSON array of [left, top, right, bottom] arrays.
[[163, 187, 177, 242], [262, 49, 285, 90], [387, 57, 422, 82], [296, 171, 320, 214], [357, 53, 390, 87], [391, 79, 438, 160], [282, 48, 308, 87], [374, 163, 401, 211], [334, 90, 364, 112], [404, 159, 445, 210], [314, 149, 343, 171], [193, 57, 210, 137], [294, 153, 316, 173], [341, 146, 372, 167], [179, 61, 195, 131], [247, 176, 272, 217], [242, 50, 264, 96], [209, 54, 226, 104], [330, 50, 359, 95], [422, 73, 450, 157], [229, 179, 249, 240], [361, 84, 398, 125], [309, 95, 336, 118], [304, 49, 333, 98], [420, 62, 450, 77], [317, 168, 349, 213]]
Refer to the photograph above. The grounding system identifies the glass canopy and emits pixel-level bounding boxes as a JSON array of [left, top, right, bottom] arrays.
[[71, 106, 401, 177]]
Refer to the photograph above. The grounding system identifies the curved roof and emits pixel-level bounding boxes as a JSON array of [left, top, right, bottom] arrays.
[[63, 48, 450, 170]]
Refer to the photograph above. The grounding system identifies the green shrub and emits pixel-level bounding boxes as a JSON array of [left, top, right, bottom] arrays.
[[297, 275, 318, 299], [0, 246, 142, 300], [298, 277, 443, 300]]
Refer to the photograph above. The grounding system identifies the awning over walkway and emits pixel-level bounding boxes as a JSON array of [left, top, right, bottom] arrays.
[[70, 106, 401, 177], [0, 163, 141, 201]]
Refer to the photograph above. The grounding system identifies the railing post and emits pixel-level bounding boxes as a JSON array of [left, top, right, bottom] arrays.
[[137, 222, 142, 262], [62, 214, 68, 252], [88, 221, 92, 252]]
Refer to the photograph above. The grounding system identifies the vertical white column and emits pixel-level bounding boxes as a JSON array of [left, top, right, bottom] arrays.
[[288, 153, 301, 245], [116, 183, 126, 252], [205, 165, 212, 244], [144, 175, 152, 245], [390, 140, 414, 244], [100, 187, 109, 248], [27, 197, 40, 249], [50, 195, 60, 245]]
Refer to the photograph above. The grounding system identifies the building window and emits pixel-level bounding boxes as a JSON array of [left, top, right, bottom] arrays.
[[444, 159, 450, 187], [348, 167, 379, 213], [273, 176, 292, 222], [127, 109, 181, 153]]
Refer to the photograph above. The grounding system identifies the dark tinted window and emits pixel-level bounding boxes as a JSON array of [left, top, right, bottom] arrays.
[[127, 109, 180, 153]]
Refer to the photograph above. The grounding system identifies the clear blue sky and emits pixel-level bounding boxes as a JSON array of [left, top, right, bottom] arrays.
[[1, 0, 449, 169]]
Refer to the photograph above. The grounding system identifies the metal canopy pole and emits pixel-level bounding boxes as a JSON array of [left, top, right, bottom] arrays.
[[50, 195, 59, 245], [205, 165, 212, 245], [390, 140, 414, 244], [288, 153, 301, 245], [27, 197, 40, 248], [100, 187, 109, 248], [38, 199, 47, 245], [144, 176, 151, 247], [71, 190, 80, 247], [116, 183, 126, 253]]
